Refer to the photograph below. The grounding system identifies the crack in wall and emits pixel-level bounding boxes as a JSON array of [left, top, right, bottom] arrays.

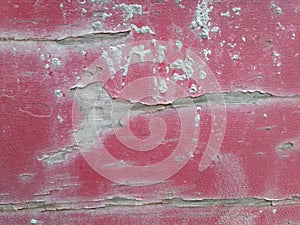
[[0, 30, 131, 44], [2, 196, 300, 212], [72, 82, 300, 111]]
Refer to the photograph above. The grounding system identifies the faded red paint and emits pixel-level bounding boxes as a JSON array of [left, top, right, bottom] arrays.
[[1, 0, 300, 224]]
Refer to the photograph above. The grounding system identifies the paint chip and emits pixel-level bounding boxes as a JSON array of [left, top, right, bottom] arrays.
[[31, 219, 37, 224], [52, 58, 62, 67], [55, 89, 63, 98], [221, 11, 231, 17], [199, 71, 207, 79]]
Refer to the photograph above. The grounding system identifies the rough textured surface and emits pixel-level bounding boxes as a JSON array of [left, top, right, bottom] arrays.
[[1, 0, 300, 224]]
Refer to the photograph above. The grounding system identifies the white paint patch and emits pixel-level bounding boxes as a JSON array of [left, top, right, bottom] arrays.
[[40, 54, 45, 61], [175, 40, 183, 50], [57, 115, 64, 123], [189, 83, 198, 93], [203, 49, 211, 61], [102, 44, 153, 77], [172, 73, 187, 81], [122, 45, 152, 76], [131, 24, 155, 35], [270, 3, 283, 15], [231, 54, 239, 61], [31, 219, 37, 224], [91, 21, 101, 29], [154, 78, 168, 94], [52, 58, 62, 67], [276, 6, 282, 15], [194, 114, 200, 127], [190, 0, 214, 39], [273, 51, 281, 67], [157, 45, 167, 63], [102, 50, 116, 75], [109, 44, 125, 66], [210, 26, 219, 32], [115, 3, 143, 20], [199, 71, 207, 79], [170, 55, 194, 79], [55, 89, 63, 98], [232, 7, 241, 15], [81, 8, 87, 14], [220, 11, 231, 17], [102, 12, 112, 20], [228, 43, 237, 48], [129, 45, 152, 63]]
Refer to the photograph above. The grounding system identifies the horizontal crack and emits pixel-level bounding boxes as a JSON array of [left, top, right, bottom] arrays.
[[2, 197, 300, 212], [115, 91, 300, 112], [71, 83, 300, 125], [0, 30, 131, 44]]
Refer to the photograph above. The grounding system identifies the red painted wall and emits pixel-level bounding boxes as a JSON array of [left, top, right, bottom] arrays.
[[1, 0, 300, 224]]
